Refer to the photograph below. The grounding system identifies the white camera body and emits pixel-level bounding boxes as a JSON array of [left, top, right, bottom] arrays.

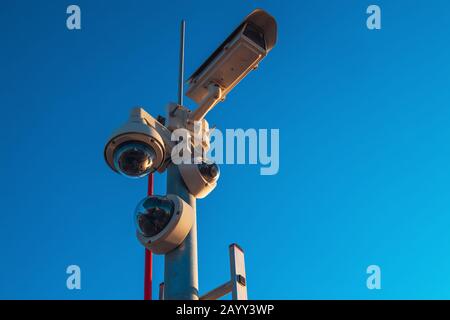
[[136, 194, 194, 254], [104, 108, 174, 176], [179, 159, 220, 199]]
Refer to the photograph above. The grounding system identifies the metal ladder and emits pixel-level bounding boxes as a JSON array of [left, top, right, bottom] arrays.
[[159, 243, 248, 300]]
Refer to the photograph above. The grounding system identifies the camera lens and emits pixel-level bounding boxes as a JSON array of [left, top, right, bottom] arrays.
[[113, 142, 156, 178], [198, 161, 220, 182], [135, 196, 175, 238]]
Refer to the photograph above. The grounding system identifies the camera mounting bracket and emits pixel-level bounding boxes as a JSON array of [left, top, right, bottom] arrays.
[[189, 82, 223, 121]]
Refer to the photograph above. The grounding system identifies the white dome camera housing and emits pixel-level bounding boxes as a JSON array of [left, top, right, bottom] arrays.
[[135, 194, 194, 254], [179, 158, 220, 199], [104, 108, 169, 178]]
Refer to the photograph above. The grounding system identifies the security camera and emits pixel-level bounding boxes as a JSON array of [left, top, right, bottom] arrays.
[[104, 107, 173, 178], [179, 158, 220, 199], [135, 194, 194, 254], [186, 9, 277, 121]]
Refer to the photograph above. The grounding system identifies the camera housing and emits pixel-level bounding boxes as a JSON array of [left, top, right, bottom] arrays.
[[104, 108, 173, 177], [179, 158, 220, 199], [135, 194, 194, 254], [186, 9, 277, 120]]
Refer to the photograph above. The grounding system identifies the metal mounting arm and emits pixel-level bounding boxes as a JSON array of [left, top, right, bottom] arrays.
[[190, 83, 223, 122]]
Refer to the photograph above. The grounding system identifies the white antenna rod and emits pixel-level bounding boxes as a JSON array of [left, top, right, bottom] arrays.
[[178, 20, 186, 106]]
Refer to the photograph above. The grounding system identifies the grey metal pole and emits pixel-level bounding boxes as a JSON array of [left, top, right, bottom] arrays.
[[163, 19, 199, 300], [164, 166, 198, 299]]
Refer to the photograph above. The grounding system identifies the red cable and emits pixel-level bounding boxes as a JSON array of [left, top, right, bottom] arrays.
[[144, 173, 154, 300]]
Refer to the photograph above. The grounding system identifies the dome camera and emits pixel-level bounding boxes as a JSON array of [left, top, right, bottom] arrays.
[[179, 158, 220, 199], [135, 194, 194, 254], [113, 142, 156, 178], [104, 108, 172, 178]]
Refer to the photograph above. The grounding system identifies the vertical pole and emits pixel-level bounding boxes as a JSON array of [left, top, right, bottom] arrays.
[[164, 167, 198, 299], [144, 173, 154, 300], [178, 20, 185, 106], [163, 19, 199, 300], [144, 249, 152, 299], [159, 282, 165, 300]]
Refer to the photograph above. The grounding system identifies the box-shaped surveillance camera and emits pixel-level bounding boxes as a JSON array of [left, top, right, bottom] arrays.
[[186, 9, 277, 104]]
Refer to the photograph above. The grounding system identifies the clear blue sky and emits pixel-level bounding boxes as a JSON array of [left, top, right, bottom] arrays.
[[1, 0, 450, 299]]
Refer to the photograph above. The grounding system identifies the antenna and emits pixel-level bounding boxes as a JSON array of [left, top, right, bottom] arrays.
[[178, 20, 186, 106]]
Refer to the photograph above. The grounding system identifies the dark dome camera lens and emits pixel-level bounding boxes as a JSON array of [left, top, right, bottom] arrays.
[[114, 142, 156, 178], [198, 161, 220, 182], [135, 196, 175, 238]]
